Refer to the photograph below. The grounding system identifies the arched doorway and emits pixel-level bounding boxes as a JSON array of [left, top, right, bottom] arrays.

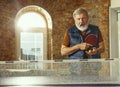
[[15, 5, 52, 60]]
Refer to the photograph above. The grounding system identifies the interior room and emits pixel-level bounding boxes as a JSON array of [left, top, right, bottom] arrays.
[[0, 0, 120, 86], [0, 0, 111, 61]]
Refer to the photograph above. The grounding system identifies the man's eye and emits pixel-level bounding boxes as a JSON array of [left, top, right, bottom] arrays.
[[82, 18, 86, 20]]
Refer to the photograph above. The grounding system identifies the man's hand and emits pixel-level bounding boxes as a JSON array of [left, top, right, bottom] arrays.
[[78, 43, 92, 50], [85, 47, 97, 55]]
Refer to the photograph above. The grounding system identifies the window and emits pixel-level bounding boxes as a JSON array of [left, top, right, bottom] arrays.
[[17, 12, 46, 30], [15, 5, 52, 61], [21, 32, 43, 60]]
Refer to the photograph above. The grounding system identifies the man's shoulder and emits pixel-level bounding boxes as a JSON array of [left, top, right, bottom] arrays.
[[68, 25, 76, 29], [88, 24, 99, 29], [67, 25, 77, 32]]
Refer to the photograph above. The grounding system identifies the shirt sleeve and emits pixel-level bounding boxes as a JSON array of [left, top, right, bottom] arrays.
[[62, 30, 70, 46], [98, 29, 103, 43]]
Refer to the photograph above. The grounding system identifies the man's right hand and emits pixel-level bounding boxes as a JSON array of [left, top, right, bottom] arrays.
[[77, 43, 92, 50]]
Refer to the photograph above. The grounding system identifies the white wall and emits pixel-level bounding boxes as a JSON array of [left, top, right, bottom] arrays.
[[111, 0, 120, 8], [109, 0, 120, 58], [110, 0, 120, 78], [109, 9, 118, 58], [110, 0, 120, 58]]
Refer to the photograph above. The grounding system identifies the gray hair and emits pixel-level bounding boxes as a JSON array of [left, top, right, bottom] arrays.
[[73, 8, 88, 18]]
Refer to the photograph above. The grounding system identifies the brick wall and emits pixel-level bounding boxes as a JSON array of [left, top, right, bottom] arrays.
[[0, 0, 110, 60]]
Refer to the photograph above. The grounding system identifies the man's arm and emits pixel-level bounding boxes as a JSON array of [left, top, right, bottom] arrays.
[[61, 43, 92, 56], [61, 44, 80, 56], [61, 30, 80, 56], [97, 41, 105, 54]]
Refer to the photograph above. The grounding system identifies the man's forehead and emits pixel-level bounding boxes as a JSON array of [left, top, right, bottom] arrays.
[[75, 13, 88, 18]]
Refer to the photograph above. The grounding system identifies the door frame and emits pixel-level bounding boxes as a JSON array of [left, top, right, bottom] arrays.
[[109, 7, 120, 58]]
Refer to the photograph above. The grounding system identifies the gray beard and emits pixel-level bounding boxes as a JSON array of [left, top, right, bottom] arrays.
[[76, 24, 88, 31]]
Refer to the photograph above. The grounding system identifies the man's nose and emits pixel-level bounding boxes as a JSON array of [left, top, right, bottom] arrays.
[[80, 18, 84, 22]]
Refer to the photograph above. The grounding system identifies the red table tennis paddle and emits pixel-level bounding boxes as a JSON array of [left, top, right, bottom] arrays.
[[84, 34, 98, 53], [85, 34, 98, 46]]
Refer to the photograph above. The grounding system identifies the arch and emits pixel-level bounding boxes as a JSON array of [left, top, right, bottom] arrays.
[[15, 5, 53, 60]]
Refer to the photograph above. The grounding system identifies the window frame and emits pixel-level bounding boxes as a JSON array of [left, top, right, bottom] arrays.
[[15, 5, 53, 60]]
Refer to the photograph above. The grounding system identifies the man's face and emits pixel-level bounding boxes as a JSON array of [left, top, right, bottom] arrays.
[[74, 13, 89, 28]]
